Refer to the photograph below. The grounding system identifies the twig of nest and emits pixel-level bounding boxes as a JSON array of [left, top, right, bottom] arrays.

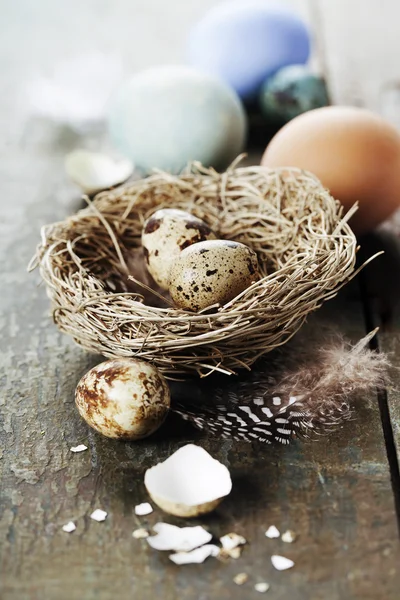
[[30, 158, 364, 378]]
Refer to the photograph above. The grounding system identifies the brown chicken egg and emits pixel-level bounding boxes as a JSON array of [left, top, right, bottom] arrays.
[[261, 106, 400, 233]]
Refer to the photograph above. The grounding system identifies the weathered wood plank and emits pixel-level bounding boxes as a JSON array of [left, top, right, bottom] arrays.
[[1, 1, 399, 599], [315, 0, 400, 499], [1, 296, 398, 600]]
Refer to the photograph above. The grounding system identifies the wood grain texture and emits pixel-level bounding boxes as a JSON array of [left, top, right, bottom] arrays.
[[0, 1, 399, 599]]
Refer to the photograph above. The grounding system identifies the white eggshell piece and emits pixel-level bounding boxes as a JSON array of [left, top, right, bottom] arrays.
[[147, 522, 212, 552], [65, 149, 133, 194], [254, 582, 270, 593], [169, 240, 260, 312], [142, 209, 216, 290], [75, 358, 170, 440], [90, 509, 107, 522], [70, 444, 88, 453], [169, 544, 220, 565], [233, 573, 249, 585], [281, 530, 297, 543], [220, 532, 246, 551], [132, 528, 149, 539], [271, 555, 295, 570], [62, 521, 76, 533], [134, 502, 153, 516], [265, 525, 280, 539], [144, 444, 232, 516]]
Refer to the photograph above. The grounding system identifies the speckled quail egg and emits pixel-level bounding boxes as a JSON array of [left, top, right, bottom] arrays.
[[142, 209, 216, 290], [75, 358, 170, 440], [168, 240, 260, 312]]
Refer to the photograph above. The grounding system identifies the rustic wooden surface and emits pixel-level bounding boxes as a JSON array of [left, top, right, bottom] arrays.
[[1, 1, 400, 599]]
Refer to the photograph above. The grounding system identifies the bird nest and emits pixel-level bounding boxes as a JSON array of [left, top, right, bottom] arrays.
[[31, 160, 359, 378]]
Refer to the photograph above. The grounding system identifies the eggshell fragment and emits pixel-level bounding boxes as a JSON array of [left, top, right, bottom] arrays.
[[142, 209, 216, 290], [134, 502, 153, 516], [65, 149, 133, 194], [169, 240, 260, 312], [281, 530, 297, 543], [132, 528, 149, 539], [265, 525, 280, 539], [169, 544, 220, 565], [90, 509, 107, 522], [144, 444, 232, 517], [70, 444, 88, 453], [255, 582, 270, 593], [62, 521, 76, 533], [233, 573, 249, 585], [75, 358, 170, 440], [147, 523, 212, 552], [220, 532, 247, 551], [271, 555, 294, 570]]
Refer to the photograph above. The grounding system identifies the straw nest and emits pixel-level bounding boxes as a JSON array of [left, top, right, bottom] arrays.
[[31, 160, 359, 378]]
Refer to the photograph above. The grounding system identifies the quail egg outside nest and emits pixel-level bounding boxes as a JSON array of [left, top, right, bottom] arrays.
[[75, 358, 170, 440]]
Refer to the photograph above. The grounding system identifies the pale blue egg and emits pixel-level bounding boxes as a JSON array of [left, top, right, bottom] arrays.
[[187, 1, 311, 99], [107, 66, 247, 174]]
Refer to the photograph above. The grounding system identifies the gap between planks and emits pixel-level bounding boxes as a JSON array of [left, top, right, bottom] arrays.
[[359, 266, 400, 536]]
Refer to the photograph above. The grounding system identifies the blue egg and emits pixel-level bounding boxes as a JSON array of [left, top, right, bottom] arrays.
[[187, 1, 311, 99], [108, 66, 247, 174], [260, 65, 329, 123]]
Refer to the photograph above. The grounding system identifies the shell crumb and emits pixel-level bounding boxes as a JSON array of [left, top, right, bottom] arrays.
[[70, 444, 88, 453], [220, 532, 247, 551], [281, 530, 297, 543], [135, 502, 153, 516], [90, 509, 107, 522], [222, 546, 242, 559], [265, 525, 280, 538], [147, 522, 212, 552], [132, 528, 149, 539], [255, 582, 270, 593], [271, 555, 294, 570], [233, 573, 249, 585], [62, 521, 76, 533]]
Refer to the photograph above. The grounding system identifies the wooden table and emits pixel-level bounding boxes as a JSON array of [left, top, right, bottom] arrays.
[[1, 1, 399, 598]]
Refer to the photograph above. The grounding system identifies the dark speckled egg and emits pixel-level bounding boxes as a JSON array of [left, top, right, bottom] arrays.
[[169, 240, 260, 312], [259, 65, 329, 124]]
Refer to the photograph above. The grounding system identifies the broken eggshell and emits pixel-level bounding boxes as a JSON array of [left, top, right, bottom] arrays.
[[75, 358, 170, 440], [169, 544, 220, 565], [147, 522, 212, 552], [65, 149, 133, 195], [144, 444, 232, 517]]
